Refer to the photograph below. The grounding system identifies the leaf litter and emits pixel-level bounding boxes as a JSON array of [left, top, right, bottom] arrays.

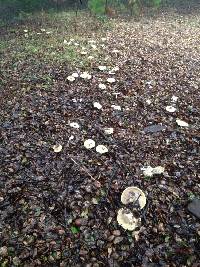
[[0, 7, 200, 267]]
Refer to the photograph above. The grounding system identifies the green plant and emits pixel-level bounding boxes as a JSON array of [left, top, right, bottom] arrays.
[[71, 226, 80, 235], [142, 0, 162, 7], [88, 0, 106, 15]]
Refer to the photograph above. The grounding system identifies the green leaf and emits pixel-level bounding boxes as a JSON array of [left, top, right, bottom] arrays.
[[71, 226, 80, 235]]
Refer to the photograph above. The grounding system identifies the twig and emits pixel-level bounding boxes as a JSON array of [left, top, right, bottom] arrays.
[[70, 157, 95, 181]]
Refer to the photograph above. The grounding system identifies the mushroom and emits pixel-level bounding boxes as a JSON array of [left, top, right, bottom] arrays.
[[111, 105, 121, 111], [67, 75, 75, 82], [84, 139, 95, 149], [80, 72, 92, 80], [171, 95, 178, 102], [71, 73, 79, 78], [98, 66, 107, 71], [142, 165, 165, 177], [107, 78, 116, 83], [166, 106, 176, 113], [96, 145, 108, 154], [98, 83, 107, 90], [121, 187, 146, 209], [117, 208, 140, 231], [176, 119, 189, 127], [69, 122, 80, 129], [93, 102, 102, 110], [53, 144, 62, 153], [104, 127, 114, 135]]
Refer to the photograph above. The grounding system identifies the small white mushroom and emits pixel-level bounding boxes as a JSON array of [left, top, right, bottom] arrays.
[[88, 56, 94, 60], [67, 75, 75, 82], [69, 122, 80, 129], [107, 78, 116, 83], [166, 106, 176, 113], [53, 144, 62, 153], [84, 139, 95, 149], [111, 105, 121, 111], [176, 119, 189, 127], [171, 95, 178, 102], [98, 66, 107, 71], [69, 135, 74, 141], [146, 99, 152, 105], [80, 72, 92, 80], [117, 208, 140, 231], [98, 83, 107, 90], [80, 51, 87, 55], [93, 102, 102, 110], [121, 187, 146, 209], [104, 127, 114, 135], [152, 166, 165, 175], [96, 145, 108, 154], [112, 49, 120, 54], [71, 73, 79, 78]]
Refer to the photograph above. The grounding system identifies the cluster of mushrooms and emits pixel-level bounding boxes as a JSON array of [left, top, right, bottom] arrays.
[[117, 187, 147, 231]]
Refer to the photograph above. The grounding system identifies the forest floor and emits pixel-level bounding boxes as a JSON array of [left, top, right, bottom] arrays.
[[0, 8, 200, 267]]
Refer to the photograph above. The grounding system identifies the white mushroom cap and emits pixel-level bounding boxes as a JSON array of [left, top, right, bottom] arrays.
[[53, 144, 62, 153], [84, 139, 95, 149], [98, 66, 107, 71], [171, 95, 178, 102], [104, 127, 114, 135], [96, 145, 108, 154], [107, 77, 116, 83], [71, 72, 79, 78], [166, 106, 176, 113], [142, 165, 164, 177], [98, 83, 107, 90], [176, 119, 189, 127], [117, 208, 140, 231], [93, 102, 102, 110], [67, 75, 75, 82], [80, 72, 92, 80], [121, 187, 146, 209], [152, 166, 165, 175], [111, 105, 121, 111], [69, 122, 80, 129]]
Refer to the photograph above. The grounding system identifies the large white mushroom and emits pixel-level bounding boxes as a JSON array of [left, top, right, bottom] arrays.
[[117, 208, 140, 231], [121, 187, 146, 209]]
